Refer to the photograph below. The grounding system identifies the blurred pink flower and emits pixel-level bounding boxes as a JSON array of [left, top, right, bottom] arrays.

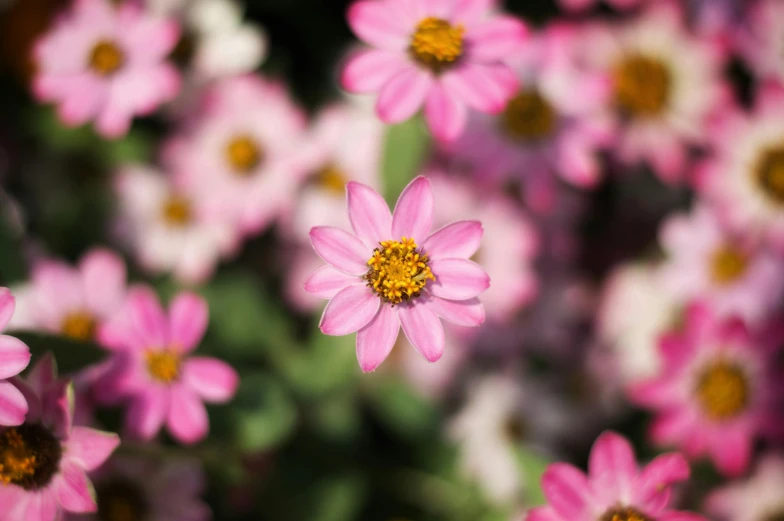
[[526, 431, 698, 521], [558, 0, 645, 12], [163, 75, 307, 236], [629, 304, 784, 477], [305, 176, 489, 372], [97, 288, 238, 445], [341, 0, 528, 142], [0, 288, 30, 426], [114, 164, 240, 284], [32, 0, 181, 138], [705, 453, 784, 521], [0, 355, 119, 521], [735, 0, 784, 84]]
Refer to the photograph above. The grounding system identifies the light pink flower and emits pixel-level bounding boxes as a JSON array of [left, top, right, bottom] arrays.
[[735, 0, 784, 84], [629, 304, 784, 477], [526, 431, 701, 521], [32, 0, 181, 138], [341, 0, 528, 142], [0, 355, 120, 521], [0, 289, 30, 426], [705, 453, 784, 521], [114, 164, 240, 284], [305, 176, 490, 372], [97, 288, 238, 445]]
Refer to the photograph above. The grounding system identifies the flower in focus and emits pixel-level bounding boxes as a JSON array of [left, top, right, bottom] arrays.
[[305, 176, 490, 372], [526, 431, 699, 521], [341, 0, 528, 142], [735, 0, 784, 84], [0, 288, 30, 426], [705, 453, 784, 521], [0, 355, 120, 521], [97, 288, 239, 444], [32, 0, 181, 138], [629, 304, 784, 476], [114, 164, 240, 284]]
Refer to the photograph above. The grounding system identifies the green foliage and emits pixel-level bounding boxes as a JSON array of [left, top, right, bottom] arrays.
[[382, 116, 431, 205], [231, 372, 298, 453], [14, 332, 105, 375]]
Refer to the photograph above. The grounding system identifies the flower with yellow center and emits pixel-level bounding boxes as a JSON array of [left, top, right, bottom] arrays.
[[710, 245, 749, 285], [365, 237, 435, 305], [601, 507, 652, 521], [501, 90, 557, 141], [145, 350, 181, 384], [409, 17, 465, 72], [89, 40, 125, 76], [0, 423, 62, 490], [755, 145, 784, 206], [314, 164, 349, 194], [695, 361, 749, 420], [60, 311, 96, 342], [225, 135, 263, 176], [160, 195, 193, 227], [613, 54, 671, 118]]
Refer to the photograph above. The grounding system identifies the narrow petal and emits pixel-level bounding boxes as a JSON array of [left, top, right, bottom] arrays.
[[429, 258, 490, 300], [126, 286, 169, 348], [428, 297, 485, 327], [126, 389, 168, 441], [167, 386, 209, 445], [636, 453, 690, 507], [711, 429, 751, 477], [341, 49, 409, 93], [347, 0, 409, 50], [80, 248, 127, 315], [376, 68, 432, 123], [398, 303, 444, 362], [465, 16, 528, 61], [356, 304, 400, 372], [347, 181, 392, 248], [168, 292, 208, 353], [441, 62, 518, 113], [57, 461, 97, 513], [422, 220, 483, 259], [0, 381, 28, 426], [21, 490, 60, 521], [309, 226, 370, 275], [588, 431, 638, 499], [0, 287, 15, 331], [183, 357, 239, 403], [391, 176, 434, 244], [319, 284, 380, 336], [0, 335, 31, 379], [26, 353, 57, 396], [304, 265, 358, 299], [67, 427, 120, 471], [541, 463, 593, 519], [424, 82, 467, 142]]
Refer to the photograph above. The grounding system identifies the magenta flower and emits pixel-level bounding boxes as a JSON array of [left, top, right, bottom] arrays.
[[97, 287, 239, 445], [305, 176, 490, 372], [736, 0, 784, 84], [341, 0, 528, 142], [32, 0, 181, 138], [0, 355, 120, 521], [527, 431, 703, 521], [629, 304, 784, 477], [0, 289, 31, 426]]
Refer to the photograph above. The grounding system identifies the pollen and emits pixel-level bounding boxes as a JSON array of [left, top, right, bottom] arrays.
[[89, 40, 125, 76], [161, 195, 192, 226], [501, 90, 557, 141], [710, 246, 748, 285], [61, 311, 96, 342], [314, 164, 349, 194], [695, 361, 749, 420], [145, 350, 181, 384], [755, 145, 784, 206], [225, 135, 263, 176], [613, 54, 671, 118], [410, 17, 465, 72], [600, 507, 652, 521], [0, 423, 62, 490], [365, 238, 435, 305]]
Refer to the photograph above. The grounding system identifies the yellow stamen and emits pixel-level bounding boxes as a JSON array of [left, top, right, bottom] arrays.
[[695, 361, 749, 420], [89, 40, 125, 76], [0, 423, 61, 490], [755, 145, 784, 206], [0, 429, 36, 486], [501, 90, 557, 141], [225, 135, 263, 175], [601, 507, 652, 521], [364, 237, 435, 305], [161, 195, 192, 227], [613, 54, 671, 117], [410, 17, 464, 72], [314, 164, 349, 194], [145, 350, 181, 383], [710, 246, 748, 285], [61, 311, 96, 342]]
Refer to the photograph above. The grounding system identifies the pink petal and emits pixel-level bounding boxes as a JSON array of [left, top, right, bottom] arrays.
[[0, 287, 15, 331], [658, 513, 710, 521], [168, 292, 208, 353], [57, 461, 97, 513], [126, 389, 168, 441], [424, 82, 467, 142], [341, 49, 409, 93], [376, 68, 432, 124], [398, 303, 444, 362], [711, 428, 751, 477], [0, 335, 31, 379], [304, 265, 359, 299], [391, 176, 434, 244], [0, 380, 28, 426], [80, 248, 126, 316], [636, 453, 690, 507], [588, 431, 638, 499], [126, 286, 169, 348], [167, 385, 209, 445], [541, 463, 593, 519], [183, 357, 239, 403], [67, 427, 120, 472], [422, 220, 483, 260], [441, 62, 518, 113], [526, 507, 563, 521], [309, 226, 370, 276], [347, 0, 409, 50], [347, 181, 393, 248], [356, 304, 400, 372], [21, 489, 60, 521], [428, 297, 485, 327], [451, 0, 494, 24], [319, 284, 380, 336], [429, 258, 490, 300], [26, 353, 57, 396], [465, 16, 528, 61]]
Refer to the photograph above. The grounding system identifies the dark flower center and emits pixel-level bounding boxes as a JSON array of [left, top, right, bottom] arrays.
[[613, 54, 671, 118], [755, 145, 784, 206], [501, 90, 557, 141], [0, 423, 62, 490], [601, 506, 653, 521], [96, 478, 148, 521]]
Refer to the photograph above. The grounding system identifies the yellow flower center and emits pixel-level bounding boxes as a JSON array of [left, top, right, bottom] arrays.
[[410, 17, 465, 72], [160, 195, 192, 227], [225, 135, 263, 176], [755, 145, 784, 206], [96, 478, 148, 521], [0, 423, 62, 490], [89, 40, 125, 76], [365, 238, 435, 305], [601, 507, 652, 521], [60, 311, 96, 342], [145, 350, 181, 383], [501, 90, 557, 141], [613, 54, 671, 118], [695, 361, 749, 420], [313, 164, 349, 194], [710, 246, 748, 285]]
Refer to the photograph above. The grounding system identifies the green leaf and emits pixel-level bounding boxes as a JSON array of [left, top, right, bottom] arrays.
[[231, 372, 297, 453], [14, 333, 106, 376], [515, 446, 550, 507], [305, 474, 366, 521], [382, 116, 431, 205], [365, 377, 439, 439]]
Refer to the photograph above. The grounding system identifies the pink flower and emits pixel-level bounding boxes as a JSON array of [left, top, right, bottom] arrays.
[[305, 176, 490, 372], [114, 164, 240, 284], [0, 289, 31, 426], [629, 304, 784, 477], [0, 355, 120, 521], [32, 0, 181, 138], [526, 431, 701, 521], [341, 0, 528, 142], [735, 0, 784, 84], [705, 453, 784, 521], [97, 288, 239, 444]]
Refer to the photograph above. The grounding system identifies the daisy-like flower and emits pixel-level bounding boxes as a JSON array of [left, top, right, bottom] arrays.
[[305, 176, 490, 372], [114, 164, 240, 284], [97, 287, 238, 445], [526, 431, 701, 521], [0, 355, 120, 521], [705, 454, 784, 521], [341, 0, 529, 142], [0, 289, 30, 426], [735, 0, 784, 84], [32, 0, 181, 138], [629, 304, 784, 477]]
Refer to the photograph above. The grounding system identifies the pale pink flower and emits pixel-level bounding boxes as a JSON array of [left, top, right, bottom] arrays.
[[114, 164, 240, 284], [0, 355, 120, 521], [629, 304, 784, 477], [735, 0, 784, 84], [97, 288, 238, 445], [305, 176, 490, 372], [341, 0, 528, 142], [526, 431, 701, 521], [0, 288, 30, 426], [705, 454, 784, 521], [32, 0, 181, 138]]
